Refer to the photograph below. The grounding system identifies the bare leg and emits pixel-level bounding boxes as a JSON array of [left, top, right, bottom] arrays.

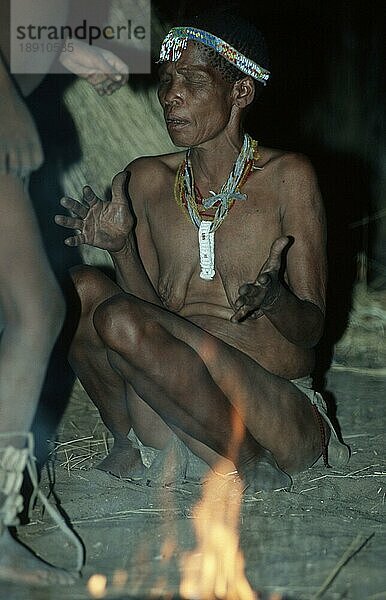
[[70, 271, 323, 491], [70, 267, 236, 479], [69, 266, 173, 478], [94, 298, 292, 492], [0, 175, 76, 584], [0, 175, 65, 440], [83, 296, 314, 492], [0, 1, 83, 580]]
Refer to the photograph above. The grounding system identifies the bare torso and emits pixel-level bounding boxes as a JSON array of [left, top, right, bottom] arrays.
[[129, 146, 324, 378]]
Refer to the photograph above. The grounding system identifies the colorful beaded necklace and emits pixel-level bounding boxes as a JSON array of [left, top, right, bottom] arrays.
[[174, 133, 260, 280]]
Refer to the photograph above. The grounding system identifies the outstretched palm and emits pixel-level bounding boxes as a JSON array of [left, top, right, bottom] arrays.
[[55, 171, 133, 252], [231, 236, 290, 322]]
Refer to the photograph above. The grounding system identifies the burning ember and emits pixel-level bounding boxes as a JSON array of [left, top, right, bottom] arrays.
[[87, 573, 107, 598]]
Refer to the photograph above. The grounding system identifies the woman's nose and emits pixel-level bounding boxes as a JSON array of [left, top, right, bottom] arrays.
[[162, 80, 184, 106]]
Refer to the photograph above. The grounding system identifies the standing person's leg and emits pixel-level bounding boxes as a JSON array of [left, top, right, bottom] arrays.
[[0, 175, 65, 439], [0, 174, 77, 584]]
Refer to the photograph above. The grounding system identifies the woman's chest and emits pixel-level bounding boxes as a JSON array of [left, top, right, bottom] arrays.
[[150, 190, 281, 273], [145, 190, 283, 311]]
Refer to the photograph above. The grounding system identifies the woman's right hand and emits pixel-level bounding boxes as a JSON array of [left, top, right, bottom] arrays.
[[55, 170, 135, 252]]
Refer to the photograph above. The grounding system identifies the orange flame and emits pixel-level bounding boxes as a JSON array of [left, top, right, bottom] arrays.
[[179, 457, 257, 600], [178, 340, 282, 600]]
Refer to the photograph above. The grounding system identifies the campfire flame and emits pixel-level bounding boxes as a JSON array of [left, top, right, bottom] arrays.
[[179, 378, 282, 600], [179, 457, 257, 600], [178, 357, 255, 600]]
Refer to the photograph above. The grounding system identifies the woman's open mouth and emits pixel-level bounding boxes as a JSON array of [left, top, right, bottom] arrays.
[[166, 116, 190, 130]]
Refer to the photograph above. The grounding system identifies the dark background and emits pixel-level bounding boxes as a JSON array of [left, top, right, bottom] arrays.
[[27, 0, 385, 462]]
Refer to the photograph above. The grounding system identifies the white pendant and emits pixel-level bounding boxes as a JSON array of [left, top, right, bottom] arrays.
[[198, 221, 215, 280]]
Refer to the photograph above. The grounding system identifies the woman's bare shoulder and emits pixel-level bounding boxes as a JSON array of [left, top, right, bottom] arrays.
[[125, 150, 186, 182]]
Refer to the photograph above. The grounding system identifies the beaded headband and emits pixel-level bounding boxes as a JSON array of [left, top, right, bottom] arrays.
[[158, 26, 270, 85]]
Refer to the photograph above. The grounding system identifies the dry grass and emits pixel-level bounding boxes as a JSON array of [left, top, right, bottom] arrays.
[[48, 379, 112, 472]]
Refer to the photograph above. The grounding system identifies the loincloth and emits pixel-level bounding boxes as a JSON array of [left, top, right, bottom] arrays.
[[291, 376, 350, 468]]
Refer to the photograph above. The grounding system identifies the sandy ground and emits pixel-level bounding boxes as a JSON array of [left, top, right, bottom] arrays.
[[1, 363, 385, 600]]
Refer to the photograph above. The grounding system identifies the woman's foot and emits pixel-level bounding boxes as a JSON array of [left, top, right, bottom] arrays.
[[95, 440, 145, 479], [238, 448, 292, 492]]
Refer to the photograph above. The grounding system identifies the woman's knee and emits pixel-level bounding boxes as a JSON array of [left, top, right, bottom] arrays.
[[93, 294, 155, 358]]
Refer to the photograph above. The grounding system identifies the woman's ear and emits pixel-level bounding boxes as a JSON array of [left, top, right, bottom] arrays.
[[232, 76, 255, 108]]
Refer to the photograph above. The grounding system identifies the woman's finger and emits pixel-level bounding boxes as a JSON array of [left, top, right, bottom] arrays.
[[54, 215, 83, 230], [64, 233, 87, 247], [60, 196, 88, 218]]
